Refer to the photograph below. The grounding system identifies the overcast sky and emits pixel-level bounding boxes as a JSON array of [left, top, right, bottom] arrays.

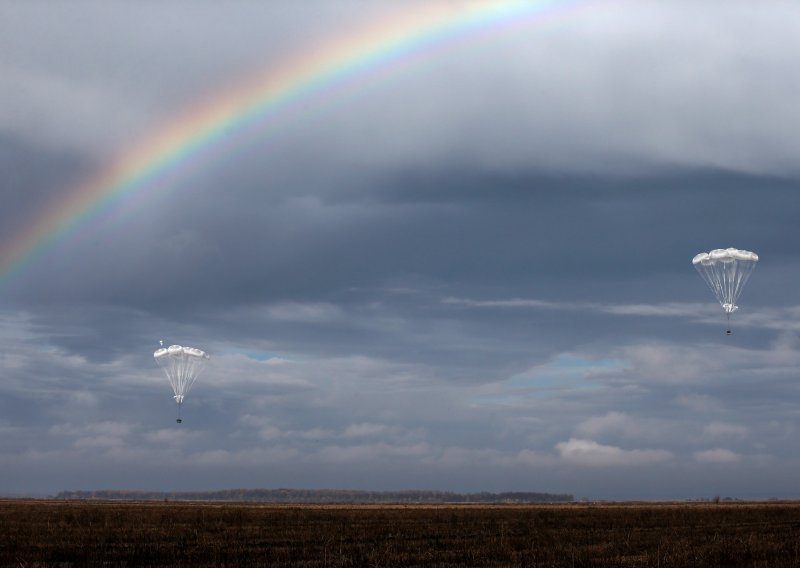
[[2, 0, 800, 499]]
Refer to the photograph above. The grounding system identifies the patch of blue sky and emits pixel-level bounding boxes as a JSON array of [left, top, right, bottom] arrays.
[[472, 354, 629, 405], [506, 354, 628, 389], [237, 349, 285, 362]]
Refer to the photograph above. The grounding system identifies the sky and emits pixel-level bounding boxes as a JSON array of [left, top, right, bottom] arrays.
[[1, 0, 800, 500]]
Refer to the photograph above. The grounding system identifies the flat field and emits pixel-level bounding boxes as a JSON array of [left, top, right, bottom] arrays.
[[2, 500, 800, 566]]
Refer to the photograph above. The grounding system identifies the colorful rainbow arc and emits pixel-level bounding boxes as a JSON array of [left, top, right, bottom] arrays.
[[0, 0, 585, 287]]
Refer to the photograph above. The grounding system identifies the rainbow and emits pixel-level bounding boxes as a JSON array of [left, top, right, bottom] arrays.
[[0, 0, 588, 287]]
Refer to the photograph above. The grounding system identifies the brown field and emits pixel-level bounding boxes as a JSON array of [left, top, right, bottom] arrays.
[[2, 499, 800, 566]]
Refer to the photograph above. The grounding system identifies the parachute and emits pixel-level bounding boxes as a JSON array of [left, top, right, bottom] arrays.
[[153, 344, 210, 423], [692, 248, 758, 334]]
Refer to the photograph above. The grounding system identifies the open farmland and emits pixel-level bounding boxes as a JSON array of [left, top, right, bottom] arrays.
[[2, 500, 800, 566]]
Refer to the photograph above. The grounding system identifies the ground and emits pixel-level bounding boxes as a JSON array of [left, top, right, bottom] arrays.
[[2, 499, 800, 566]]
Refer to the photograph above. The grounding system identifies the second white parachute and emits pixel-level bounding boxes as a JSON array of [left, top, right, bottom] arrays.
[[154, 344, 210, 423], [692, 247, 758, 333]]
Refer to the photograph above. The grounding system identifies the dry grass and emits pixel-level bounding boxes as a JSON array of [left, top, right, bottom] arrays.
[[2, 499, 800, 566]]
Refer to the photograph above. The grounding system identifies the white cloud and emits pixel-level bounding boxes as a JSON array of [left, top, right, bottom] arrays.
[[73, 435, 125, 450], [66, 391, 100, 407], [556, 438, 672, 467], [473, 353, 625, 406], [145, 429, 200, 445], [257, 426, 284, 441], [620, 344, 720, 384], [430, 447, 512, 467], [5, 0, 800, 178], [264, 302, 345, 323], [444, 296, 727, 322], [445, 296, 800, 334], [575, 412, 634, 438], [197, 352, 311, 390], [296, 428, 337, 440], [252, 424, 335, 442], [342, 423, 388, 438], [428, 447, 555, 468], [694, 448, 742, 463], [0, 63, 148, 154], [443, 297, 562, 309], [189, 446, 303, 467], [703, 422, 748, 439], [317, 442, 433, 464], [675, 394, 725, 414], [616, 336, 800, 386], [601, 303, 710, 318], [160, 229, 220, 258], [50, 421, 134, 439], [48, 421, 137, 452]]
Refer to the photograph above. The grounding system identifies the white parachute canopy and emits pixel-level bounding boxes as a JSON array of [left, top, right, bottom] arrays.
[[153, 345, 210, 406], [692, 248, 758, 325]]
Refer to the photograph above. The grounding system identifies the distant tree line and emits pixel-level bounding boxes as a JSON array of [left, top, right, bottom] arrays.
[[55, 488, 574, 503]]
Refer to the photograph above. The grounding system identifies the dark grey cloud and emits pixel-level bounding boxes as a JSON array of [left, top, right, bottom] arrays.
[[2, 0, 800, 498]]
